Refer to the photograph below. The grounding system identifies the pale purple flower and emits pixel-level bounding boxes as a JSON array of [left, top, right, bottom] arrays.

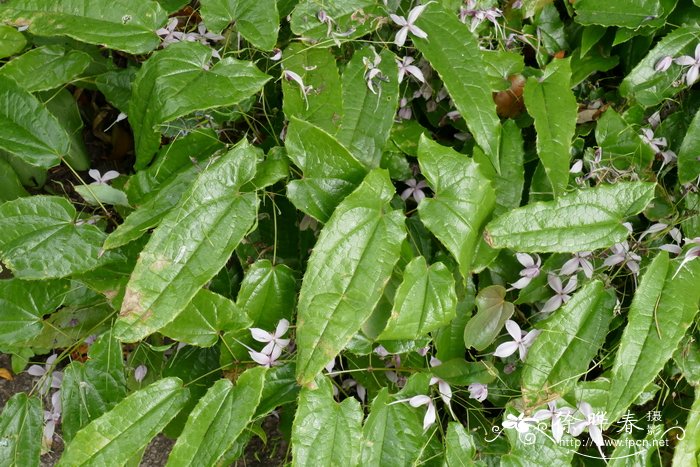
[[88, 169, 120, 185], [398, 97, 413, 120], [502, 412, 537, 433], [541, 274, 577, 313], [467, 383, 488, 402], [648, 110, 662, 129], [569, 402, 605, 448], [134, 364, 148, 383], [397, 56, 425, 83], [156, 18, 183, 45], [270, 48, 283, 61], [316, 9, 335, 36], [674, 44, 700, 86], [401, 178, 428, 203], [493, 320, 540, 362], [654, 55, 673, 73], [674, 237, 700, 277], [249, 344, 283, 367], [409, 395, 437, 431], [363, 49, 385, 94], [604, 241, 641, 274], [533, 401, 575, 442], [390, 4, 429, 47], [510, 253, 541, 289], [429, 357, 454, 417], [374, 345, 390, 358], [660, 227, 683, 255], [194, 23, 224, 45], [342, 379, 366, 403], [283, 70, 313, 107], [250, 319, 290, 355], [569, 159, 584, 174], [42, 391, 61, 451], [561, 252, 593, 279], [640, 128, 667, 154], [27, 354, 63, 396], [459, 0, 503, 32]]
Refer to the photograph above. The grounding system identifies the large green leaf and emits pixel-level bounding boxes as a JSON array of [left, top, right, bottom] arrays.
[[61, 331, 128, 441], [463, 285, 514, 352], [292, 376, 363, 466], [285, 117, 367, 222], [336, 47, 399, 169], [606, 252, 700, 426], [444, 422, 477, 467], [413, 3, 501, 170], [573, 0, 663, 28], [113, 141, 259, 342], [57, 377, 189, 466], [0, 75, 69, 168], [678, 107, 700, 184], [200, 0, 279, 50], [129, 41, 270, 168], [522, 58, 577, 196], [40, 89, 90, 171], [236, 259, 297, 329], [417, 136, 495, 277], [0, 393, 42, 467], [295, 169, 406, 386], [0, 279, 68, 346], [595, 107, 655, 170], [0, 196, 121, 279], [0, 45, 91, 92], [161, 289, 251, 347], [167, 367, 266, 467], [485, 182, 655, 253], [0, 24, 26, 59], [0, 0, 166, 54], [522, 281, 616, 407], [620, 27, 700, 107], [378, 257, 457, 340], [281, 43, 342, 134]]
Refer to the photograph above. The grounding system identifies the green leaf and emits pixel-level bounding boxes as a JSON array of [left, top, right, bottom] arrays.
[[463, 285, 514, 351], [0, 158, 28, 201], [573, 0, 663, 28], [620, 27, 700, 107], [485, 182, 655, 253], [57, 377, 189, 466], [595, 107, 655, 170], [360, 388, 426, 467], [444, 422, 477, 467], [336, 47, 399, 168], [430, 359, 497, 386], [673, 388, 700, 466], [0, 45, 91, 92], [678, 107, 700, 184], [236, 260, 297, 329], [285, 117, 367, 222], [413, 3, 501, 169], [74, 184, 130, 207], [113, 141, 259, 342], [281, 44, 342, 134], [0, 0, 167, 54], [39, 89, 90, 171], [417, 136, 495, 277], [200, 0, 279, 50], [0, 393, 42, 467], [0, 279, 68, 346], [95, 68, 137, 113], [129, 42, 270, 168], [292, 376, 363, 466], [0, 24, 26, 59], [289, 0, 381, 44], [167, 368, 266, 467], [378, 257, 456, 340], [0, 196, 121, 279], [295, 169, 406, 386], [606, 252, 700, 426], [522, 58, 577, 196], [161, 289, 251, 347], [522, 281, 616, 407], [0, 75, 70, 168], [62, 331, 128, 441]]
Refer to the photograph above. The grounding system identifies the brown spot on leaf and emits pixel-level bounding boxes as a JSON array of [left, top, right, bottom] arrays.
[[119, 288, 144, 317]]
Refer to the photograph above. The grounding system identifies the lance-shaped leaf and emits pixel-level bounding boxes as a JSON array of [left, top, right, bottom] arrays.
[[336, 47, 399, 169], [444, 422, 477, 467], [129, 42, 270, 168], [620, 27, 700, 107], [167, 367, 266, 467], [378, 257, 456, 341], [0, 45, 91, 92], [522, 281, 615, 407], [573, 0, 663, 29], [523, 58, 577, 196], [295, 169, 406, 386], [463, 285, 514, 351], [0, 393, 42, 467], [113, 142, 259, 342], [285, 117, 367, 222], [606, 252, 700, 426], [413, 3, 501, 170], [0, 279, 68, 346], [292, 376, 363, 467], [0, 196, 121, 279], [360, 388, 426, 467], [673, 388, 700, 466], [485, 182, 655, 253], [236, 260, 297, 329], [678, 107, 700, 184], [417, 136, 495, 278], [0, 0, 166, 54], [281, 44, 342, 134], [57, 378, 189, 466], [0, 25, 25, 59], [0, 75, 69, 168], [200, 0, 279, 50], [161, 289, 251, 347]]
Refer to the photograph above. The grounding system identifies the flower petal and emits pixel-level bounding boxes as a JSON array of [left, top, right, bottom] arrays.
[[504, 320, 522, 340], [493, 341, 518, 358]]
